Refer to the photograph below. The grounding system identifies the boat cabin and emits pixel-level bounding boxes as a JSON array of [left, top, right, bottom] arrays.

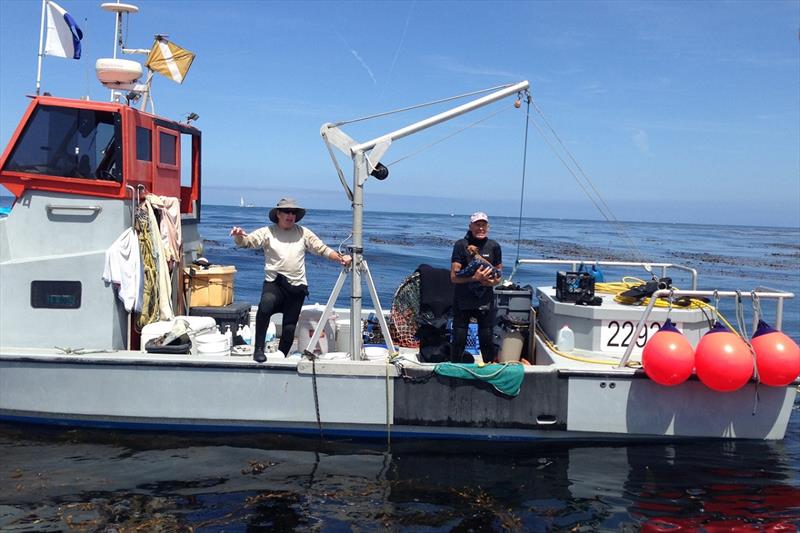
[[0, 95, 201, 212], [0, 95, 203, 350]]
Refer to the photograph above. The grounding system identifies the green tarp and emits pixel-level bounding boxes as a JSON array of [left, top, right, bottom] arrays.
[[433, 362, 524, 397]]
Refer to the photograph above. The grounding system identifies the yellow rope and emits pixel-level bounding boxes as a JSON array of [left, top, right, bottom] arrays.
[[536, 324, 632, 367], [594, 279, 743, 339]]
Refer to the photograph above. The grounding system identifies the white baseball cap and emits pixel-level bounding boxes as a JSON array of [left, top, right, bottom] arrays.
[[470, 211, 489, 223]]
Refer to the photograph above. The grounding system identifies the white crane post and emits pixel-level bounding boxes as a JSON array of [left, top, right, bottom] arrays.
[[350, 151, 368, 360]]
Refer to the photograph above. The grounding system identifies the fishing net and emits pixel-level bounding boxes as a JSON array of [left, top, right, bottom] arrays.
[[389, 271, 421, 348]]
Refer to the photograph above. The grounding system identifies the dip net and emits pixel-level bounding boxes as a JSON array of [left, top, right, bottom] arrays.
[[389, 271, 421, 348]]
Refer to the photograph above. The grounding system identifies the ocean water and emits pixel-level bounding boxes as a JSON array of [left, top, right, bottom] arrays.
[[1, 205, 799, 531]]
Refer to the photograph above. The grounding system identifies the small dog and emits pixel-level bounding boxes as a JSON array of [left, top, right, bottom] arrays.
[[456, 245, 501, 279]]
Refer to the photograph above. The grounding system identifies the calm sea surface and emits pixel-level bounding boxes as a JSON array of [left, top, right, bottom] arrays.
[[1, 205, 798, 531]]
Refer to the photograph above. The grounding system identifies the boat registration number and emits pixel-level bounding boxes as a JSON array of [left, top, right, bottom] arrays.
[[600, 320, 679, 355]]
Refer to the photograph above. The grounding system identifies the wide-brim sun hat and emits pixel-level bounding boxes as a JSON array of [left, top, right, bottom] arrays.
[[269, 197, 306, 223]]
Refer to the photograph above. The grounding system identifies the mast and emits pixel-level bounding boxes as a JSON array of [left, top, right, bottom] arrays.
[[35, 0, 47, 95]]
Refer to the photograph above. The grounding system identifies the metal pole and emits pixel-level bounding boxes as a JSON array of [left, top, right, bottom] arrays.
[[350, 80, 529, 154], [110, 10, 121, 101], [36, 0, 47, 95], [362, 260, 397, 355], [304, 268, 348, 355], [617, 289, 666, 368], [350, 152, 367, 360]]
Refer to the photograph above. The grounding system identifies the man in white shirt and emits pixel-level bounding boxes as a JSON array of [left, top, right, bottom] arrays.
[[231, 198, 352, 362]]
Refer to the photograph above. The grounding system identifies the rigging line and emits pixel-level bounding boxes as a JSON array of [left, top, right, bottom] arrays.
[[512, 91, 532, 281], [529, 112, 646, 265], [332, 83, 516, 127], [529, 98, 649, 264], [385, 103, 514, 167], [527, 116, 611, 224], [530, 98, 617, 221]]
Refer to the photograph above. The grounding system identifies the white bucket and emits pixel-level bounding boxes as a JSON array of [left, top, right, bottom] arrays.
[[293, 305, 336, 355], [319, 351, 349, 360], [195, 332, 229, 356], [336, 318, 351, 352], [140, 321, 172, 348], [364, 345, 389, 361], [141, 316, 217, 352]]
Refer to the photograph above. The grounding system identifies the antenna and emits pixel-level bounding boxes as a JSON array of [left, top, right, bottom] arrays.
[[97, 2, 152, 109]]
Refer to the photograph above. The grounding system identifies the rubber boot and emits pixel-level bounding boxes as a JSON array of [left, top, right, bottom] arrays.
[[253, 345, 266, 363]]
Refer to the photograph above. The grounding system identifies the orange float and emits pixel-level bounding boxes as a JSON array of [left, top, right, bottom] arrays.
[[694, 323, 753, 392], [751, 320, 800, 387], [642, 319, 694, 386]]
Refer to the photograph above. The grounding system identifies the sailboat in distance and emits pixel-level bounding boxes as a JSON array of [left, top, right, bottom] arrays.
[[240, 196, 254, 208]]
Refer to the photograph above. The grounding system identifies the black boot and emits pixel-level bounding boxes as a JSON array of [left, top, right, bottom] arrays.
[[253, 346, 266, 363]]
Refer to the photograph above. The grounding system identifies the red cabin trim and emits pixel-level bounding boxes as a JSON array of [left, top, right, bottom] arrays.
[[0, 95, 201, 216]]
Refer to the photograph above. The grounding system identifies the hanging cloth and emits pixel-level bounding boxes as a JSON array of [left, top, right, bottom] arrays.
[[143, 197, 175, 322], [102, 227, 142, 313], [145, 194, 182, 265], [434, 362, 524, 397]]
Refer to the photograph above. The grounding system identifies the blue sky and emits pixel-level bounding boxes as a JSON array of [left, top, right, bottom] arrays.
[[1, 0, 798, 227]]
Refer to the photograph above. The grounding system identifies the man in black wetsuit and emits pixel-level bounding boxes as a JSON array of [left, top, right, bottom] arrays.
[[449, 211, 502, 363]]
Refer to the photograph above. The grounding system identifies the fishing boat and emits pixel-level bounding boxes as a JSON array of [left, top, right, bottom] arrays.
[[1, 3, 797, 442]]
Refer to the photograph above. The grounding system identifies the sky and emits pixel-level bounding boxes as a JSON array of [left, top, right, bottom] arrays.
[[0, 0, 798, 228]]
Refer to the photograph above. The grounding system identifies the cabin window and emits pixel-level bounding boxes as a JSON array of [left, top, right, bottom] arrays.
[[180, 132, 193, 188], [159, 131, 177, 165], [30, 280, 82, 309], [136, 127, 152, 161], [2, 105, 122, 182]]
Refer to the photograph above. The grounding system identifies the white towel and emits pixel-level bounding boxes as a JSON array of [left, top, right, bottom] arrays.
[[102, 227, 142, 312]]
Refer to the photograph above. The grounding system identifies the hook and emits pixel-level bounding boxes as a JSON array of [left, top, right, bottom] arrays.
[[125, 184, 136, 227], [751, 290, 762, 327], [712, 290, 720, 325], [666, 288, 674, 319], [734, 290, 747, 338]]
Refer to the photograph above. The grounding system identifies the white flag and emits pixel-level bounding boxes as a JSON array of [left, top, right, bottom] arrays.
[[44, 1, 83, 59]]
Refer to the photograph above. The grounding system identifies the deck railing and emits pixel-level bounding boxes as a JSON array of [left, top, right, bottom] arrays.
[[617, 287, 795, 368], [515, 259, 699, 289], [513, 258, 795, 364]]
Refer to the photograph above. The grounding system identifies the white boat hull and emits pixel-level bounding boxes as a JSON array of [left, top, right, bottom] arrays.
[[1, 348, 795, 441]]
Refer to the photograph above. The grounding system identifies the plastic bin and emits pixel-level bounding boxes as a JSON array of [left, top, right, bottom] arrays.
[[185, 266, 236, 307], [189, 302, 251, 338], [447, 321, 480, 355], [555, 271, 595, 302], [495, 286, 533, 325]]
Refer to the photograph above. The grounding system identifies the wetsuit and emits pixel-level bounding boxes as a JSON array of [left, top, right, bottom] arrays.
[[450, 231, 502, 363]]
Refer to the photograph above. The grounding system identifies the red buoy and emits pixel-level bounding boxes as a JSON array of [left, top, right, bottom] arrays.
[[751, 320, 800, 387], [642, 319, 694, 386], [694, 323, 753, 392]]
